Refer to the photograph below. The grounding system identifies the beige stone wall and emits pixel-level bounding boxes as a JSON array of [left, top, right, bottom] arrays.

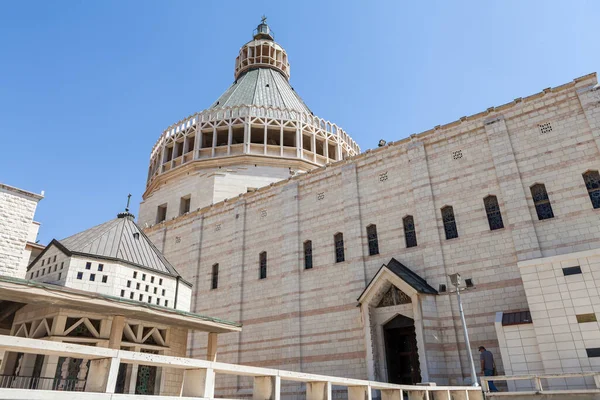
[[0, 184, 42, 278], [143, 73, 600, 391]]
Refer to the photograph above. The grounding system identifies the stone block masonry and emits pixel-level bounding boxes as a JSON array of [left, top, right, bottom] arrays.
[[143, 73, 600, 394], [0, 183, 43, 278]]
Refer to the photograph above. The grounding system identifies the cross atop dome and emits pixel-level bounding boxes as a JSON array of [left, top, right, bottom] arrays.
[[253, 15, 274, 41]]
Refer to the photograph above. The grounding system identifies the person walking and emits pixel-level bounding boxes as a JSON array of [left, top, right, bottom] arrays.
[[479, 346, 499, 392]]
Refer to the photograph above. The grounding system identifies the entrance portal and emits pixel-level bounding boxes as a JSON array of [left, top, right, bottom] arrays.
[[383, 314, 421, 385]]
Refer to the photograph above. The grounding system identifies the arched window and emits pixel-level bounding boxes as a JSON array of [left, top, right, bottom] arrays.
[[484, 195, 504, 230], [441, 206, 458, 240], [334, 233, 345, 263], [304, 240, 313, 270], [583, 171, 600, 209], [259, 252, 267, 279], [530, 184, 554, 220], [366, 225, 379, 256], [403, 215, 417, 248], [211, 263, 219, 289]]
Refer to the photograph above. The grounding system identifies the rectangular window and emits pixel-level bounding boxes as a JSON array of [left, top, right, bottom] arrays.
[[60, 262, 64, 269], [150, 276, 155, 283], [145, 285, 149, 292], [90, 274, 95, 281], [180, 196, 191, 216], [102, 275, 108, 283], [120, 290, 125, 297], [583, 171, 600, 209], [153, 287, 157, 294], [441, 206, 459, 240], [127, 280, 131, 288], [41, 269, 45, 276], [165, 300, 169, 307], [54, 265, 57, 272], [157, 298, 160, 305], [139, 294, 143, 301], [142, 274, 146, 281], [77, 272, 83, 280], [563, 266, 582, 276], [403, 215, 417, 248], [586, 348, 600, 357], [304, 241, 313, 270], [98, 264, 104, 271], [334, 233, 345, 263], [53, 255, 56, 262], [159, 278, 163, 285], [366, 225, 379, 256], [133, 271, 137, 279], [85, 262, 91, 270], [212, 263, 219, 289], [136, 283, 140, 290], [36, 271, 39, 277], [157, 204, 168, 223], [162, 289, 165, 296], [130, 292, 134, 300], [148, 296, 152, 303], [484, 196, 504, 230], [58, 272, 62, 280], [30, 272, 33, 279], [531, 184, 554, 220], [259, 252, 267, 280], [42, 259, 45, 266]]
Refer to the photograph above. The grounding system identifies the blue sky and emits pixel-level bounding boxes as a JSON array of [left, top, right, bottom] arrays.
[[1, 0, 598, 244]]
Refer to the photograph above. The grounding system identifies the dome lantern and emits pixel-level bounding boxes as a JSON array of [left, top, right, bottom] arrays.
[[253, 16, 274, 41]]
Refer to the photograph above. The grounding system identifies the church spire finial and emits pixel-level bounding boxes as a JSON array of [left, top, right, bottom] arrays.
[[118, 193, 135, 219], [254, 16, 274, 41], [125, 193, 131, 212]]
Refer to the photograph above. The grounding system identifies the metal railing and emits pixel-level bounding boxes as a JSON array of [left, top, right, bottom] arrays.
[[0, 335, 483, 399], [0, 375, 85, 391], [482, 372, 600, 395]]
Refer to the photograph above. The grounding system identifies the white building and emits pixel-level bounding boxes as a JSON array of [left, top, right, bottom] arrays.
[[0, 183, 43, 279]]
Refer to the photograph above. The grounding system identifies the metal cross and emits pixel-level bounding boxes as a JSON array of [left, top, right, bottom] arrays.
[[125, 193, 131, 212], [261, 15, 267, 24]]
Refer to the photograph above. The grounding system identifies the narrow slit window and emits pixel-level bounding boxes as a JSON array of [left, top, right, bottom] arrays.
[[530, 184, 554, 220], [259, 252, 267, 279], [441, 206, 458, 240], [583, 171, 600, 209], [334, 233, 345, 263], [212, 263, 219, 289], [366, 225, 379, 256], [304, 240, 313, 270], [403, 215, 417, 248], [484, 195, 504, 230]]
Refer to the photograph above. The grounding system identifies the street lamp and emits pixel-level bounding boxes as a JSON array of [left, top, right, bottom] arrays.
[[449, 273, 479, 387]]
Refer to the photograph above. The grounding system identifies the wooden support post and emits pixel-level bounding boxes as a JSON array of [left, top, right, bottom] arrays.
[[207, 332, 218, 362], [253, 376, 280, 400], [306, 381, 331, 400], [180, 368, 215, 398], [348, 385, 371, 400], [84, 357, 120, 393]]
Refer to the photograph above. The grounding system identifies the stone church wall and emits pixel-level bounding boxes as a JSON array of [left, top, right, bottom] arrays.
[[144, 73, 600, 393]]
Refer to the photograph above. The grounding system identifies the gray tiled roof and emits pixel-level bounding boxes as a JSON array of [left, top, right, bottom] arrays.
[[58, 215, 180, 278], [210, 68, 312, 115]]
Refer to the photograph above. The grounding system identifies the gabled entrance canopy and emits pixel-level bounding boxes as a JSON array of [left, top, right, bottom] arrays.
[[357, 258, 437, 305]]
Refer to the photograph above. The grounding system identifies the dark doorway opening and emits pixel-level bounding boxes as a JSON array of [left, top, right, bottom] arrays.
[[383, 314, 421, 385]]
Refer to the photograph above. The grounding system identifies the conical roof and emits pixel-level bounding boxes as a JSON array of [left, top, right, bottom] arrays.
[[57, 214, 181, 277], [210, 67, 312, 115]]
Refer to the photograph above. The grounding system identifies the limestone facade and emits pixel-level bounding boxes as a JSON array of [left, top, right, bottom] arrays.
[[0, 183, 43, 278], [143, 71, 600, 391]]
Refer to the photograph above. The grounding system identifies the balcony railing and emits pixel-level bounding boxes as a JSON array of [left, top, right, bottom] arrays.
[[0, 375, 84, 391], [0, 335, 483, 399]]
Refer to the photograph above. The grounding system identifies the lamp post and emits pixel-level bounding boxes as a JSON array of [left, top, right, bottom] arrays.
[[449, 273, 479, 387]]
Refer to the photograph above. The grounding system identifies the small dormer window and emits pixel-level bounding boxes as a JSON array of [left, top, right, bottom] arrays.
[[133, 232, 140, 240]]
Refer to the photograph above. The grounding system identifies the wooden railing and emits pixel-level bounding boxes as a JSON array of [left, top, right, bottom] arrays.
[[482, 372, 600, 396], [0, 335, 482, 399]]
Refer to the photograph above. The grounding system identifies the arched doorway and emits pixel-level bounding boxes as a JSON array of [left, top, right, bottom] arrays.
[[383, 314, 421, 385]]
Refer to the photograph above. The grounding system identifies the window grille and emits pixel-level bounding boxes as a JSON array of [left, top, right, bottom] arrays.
[[538, 122, 553, 134], [212, 263, 219, 289], [583, 171, 600, 209], [334, 233, 345, 263], [304, 241, 313, 269], [530, 184, 554, 220], [259, 252, 267, 279], [441, 206, 458, 240], [366, 225, 379, 256], [484, 195, 504, 230], [403, 215, 417, 248]]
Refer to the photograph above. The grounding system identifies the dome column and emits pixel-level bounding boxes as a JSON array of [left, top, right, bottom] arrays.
[[311, 132, 317, 163], [194, 123, 202, 160], [227, 124, 233, 155], [211, 126, 217, 157]]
